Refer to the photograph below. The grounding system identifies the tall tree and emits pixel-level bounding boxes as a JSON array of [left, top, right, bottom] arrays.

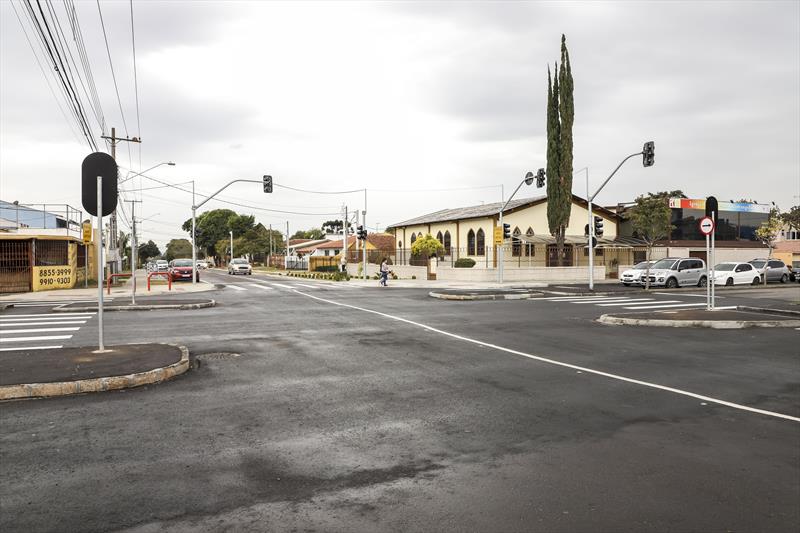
[[781, 205, 800, 231], [138, 240, 160, 262], [322, 220, 343, 233], [629, 192, 675, 290], [546, 35, 575, 266], [165, 238, 193, 261]]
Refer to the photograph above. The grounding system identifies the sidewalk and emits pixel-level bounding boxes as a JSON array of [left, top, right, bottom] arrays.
[[0, 270, 215, 302]]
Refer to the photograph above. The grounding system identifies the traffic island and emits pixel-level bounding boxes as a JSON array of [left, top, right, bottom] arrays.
[[598, 308, 800, 329], [0, 344, 189, 400], [52, 298, 215, 312], [429, 289, 544, 301]]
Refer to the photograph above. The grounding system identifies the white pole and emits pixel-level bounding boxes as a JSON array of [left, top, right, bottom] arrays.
[[588, 169, 594, 291], [362, 210, 367, 280], [230, 230, 233, 263], [191, 181, 197, 285], [285, 221, 289, 269], [498, 185, 504, 284], [705, 232, 710, 310], [131, 202, 137, 305], [711, 211, 716, 310], [269, 223, 272, 268], [97, 176, 105, 352]]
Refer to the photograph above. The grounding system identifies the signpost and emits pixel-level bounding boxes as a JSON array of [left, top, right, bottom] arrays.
[[699, 215, 715, 310], [493, 226, 503, 245], [82, 152, 118, 352]]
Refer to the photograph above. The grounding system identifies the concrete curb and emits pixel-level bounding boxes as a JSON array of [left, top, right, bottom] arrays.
[[736, 305, 800, 318], [597, 314, 800, 329], [52, 300, 216, 312], [0, 344, 190, 401], [429, 291, 542, 301]]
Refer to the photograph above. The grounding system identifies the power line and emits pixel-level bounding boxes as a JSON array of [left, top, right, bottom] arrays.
[[274, 183, 365, 195]]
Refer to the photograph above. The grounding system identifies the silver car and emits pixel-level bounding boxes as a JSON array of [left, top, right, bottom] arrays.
[[619, 261, 656, 286], [748, 258, 791, 283], [642, 257, 707, 288], [228, 258, 252, 275]]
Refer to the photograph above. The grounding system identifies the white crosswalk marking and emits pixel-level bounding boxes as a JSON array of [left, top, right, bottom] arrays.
[[270, 283, 295, 289], [249, 284, 274, 290], [570, 298, 648, 304], [0, 321, 86, 326], [0, 334, 73, 343], [1, 327, 80, 334], [536, 295, 705, 311], [0, 313, 95, 319], [622, 303, 707, 310], [0, 345, 63, 352], [226, 284, 248, 291], [0, 312, 95, 351], [594, 299, 659, 306], [293, 283, 317, 289]]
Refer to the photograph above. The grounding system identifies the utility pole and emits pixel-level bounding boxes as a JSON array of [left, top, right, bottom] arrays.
[[100, 127, 141, 274], [229, 230, 234, 263], [286, 221, 289, 269], [125, 199, 142, 305], [342, 205, 348, 273], [268, 223, 273, 268]]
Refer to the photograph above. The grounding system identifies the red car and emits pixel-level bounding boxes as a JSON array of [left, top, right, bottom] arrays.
[[169, 259, 199, 282]]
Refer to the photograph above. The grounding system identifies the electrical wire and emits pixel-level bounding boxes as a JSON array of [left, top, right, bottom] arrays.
[[274, 183, 365, 195], [65, 0, 106, 134], [129, 0, 142, 172]]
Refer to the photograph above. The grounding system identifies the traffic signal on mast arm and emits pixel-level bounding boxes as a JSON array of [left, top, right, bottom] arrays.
[[536, 168, 546, 188], [503, 223, 511, 240], [594, 216, 604, 238], [263, 175, 273, 193], [642, 141, 655, 167]]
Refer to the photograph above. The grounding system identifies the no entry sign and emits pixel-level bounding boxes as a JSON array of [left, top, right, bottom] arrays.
[[699, 216, 715, 236]]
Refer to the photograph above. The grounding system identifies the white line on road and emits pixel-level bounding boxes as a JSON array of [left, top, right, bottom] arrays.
[[249, 284, 274, 290], [570, 298, 651, 304], [225, 285, 248, 291], [0, 345, 63, 352], [294, 290, 800, 424], [270, 283, 295, 289], [0, 321, 87, 327], [0, 313, 95, 320], [0, 335, 73, 343], [1, 327, 81, 334], [654, 292, 719, 298], [594, 299, 660, 306], [293, 283, 318, 289], [622, 303, 707, 310]]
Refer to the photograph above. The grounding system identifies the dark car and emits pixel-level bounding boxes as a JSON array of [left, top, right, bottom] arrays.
[[169, 259, 199, 282]]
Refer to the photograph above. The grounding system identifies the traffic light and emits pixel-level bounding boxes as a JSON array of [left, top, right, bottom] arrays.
[[356, 225, 367, 240], [502, 223, 511, 239], [642, 141, 655, 167], [263, 175, 273, 193], [594, 216, 604, 238], [536, 168, 546, 188], [584, 223, 589, 237]]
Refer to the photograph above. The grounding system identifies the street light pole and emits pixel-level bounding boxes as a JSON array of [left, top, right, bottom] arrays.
[[191, 180, 197, 285], [119, 161, 175, 185], [499, 171, 536, 284], [230, 230, 234, 263]]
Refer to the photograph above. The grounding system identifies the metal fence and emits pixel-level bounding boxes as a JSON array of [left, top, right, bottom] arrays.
[[0, 203, 83, 238], [0, 240, 32, 293]]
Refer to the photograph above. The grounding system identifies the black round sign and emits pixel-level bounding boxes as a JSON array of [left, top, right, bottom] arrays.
[[82, 152, 118, 216]]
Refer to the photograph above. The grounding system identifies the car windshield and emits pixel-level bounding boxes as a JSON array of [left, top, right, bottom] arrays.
[[173, 260, 193, 267], [232, 259, 248, 264], [714, 263, 735, 271], [750, 260, 766, 268], [633, 262, 651, 269], [157, 260, 167, 264], [652, 259, 677, 270]]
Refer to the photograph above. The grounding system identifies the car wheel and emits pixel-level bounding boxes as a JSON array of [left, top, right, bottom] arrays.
[[698, 276, 707, 287], [780, 274, 788, 283], [725, 277, 733, 286], [665, 277, 678, 289], [752, 277, 760, 286]]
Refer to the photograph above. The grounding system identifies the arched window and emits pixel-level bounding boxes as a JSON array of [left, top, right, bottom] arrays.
[[525, 227, 535, 256], [512, 227, 522, 257], [410, 233, 416, 246], [398, 241, 402, 248], [467, 229, 475, 256], [476, 228, 485, 256], [443, 231, 451, 255], [436, 231, 443, 244], [418, 232, 423, 241]]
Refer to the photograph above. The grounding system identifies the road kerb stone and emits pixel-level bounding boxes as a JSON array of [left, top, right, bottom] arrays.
[[428, 291, 542, 301], [0, 344, 190, 401], [597, 314, 800, 329]]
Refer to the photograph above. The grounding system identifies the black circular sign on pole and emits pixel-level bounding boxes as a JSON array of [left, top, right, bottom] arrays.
[[705, 196, 718, 225], [82, 152, 118, 216]]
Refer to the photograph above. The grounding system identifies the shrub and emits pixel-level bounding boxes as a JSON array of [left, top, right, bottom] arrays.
[[315, 265, 338, 272], [411, 234, 445, 258], [454, 258, 476, 268]]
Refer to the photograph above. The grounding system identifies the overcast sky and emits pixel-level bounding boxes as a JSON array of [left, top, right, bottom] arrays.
[[2, 0, 798, 250]]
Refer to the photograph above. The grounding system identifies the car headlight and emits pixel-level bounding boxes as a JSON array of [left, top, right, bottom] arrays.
[[658, 277, 664, 281]]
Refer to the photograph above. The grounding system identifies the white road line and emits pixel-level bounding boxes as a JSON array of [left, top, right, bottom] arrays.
[[623, 303, 707, 310], [270, 283, 295, 289], [2, 327, 81, 334], [0, 335, 73, 343], [542, 296, 635, 301], [0, 345, 63, 352], [249, 284, 274, 290], [293, 290, 800, 424], [654, 292, 718, 298], [595, 299, 659, 306], [293, 283, 318, 289], [0, 321, 87, 327], [0, 313, 95, 319], [225, 284, 248, 291], [712, 306, 738, 310], [571, 298, 650, 304]]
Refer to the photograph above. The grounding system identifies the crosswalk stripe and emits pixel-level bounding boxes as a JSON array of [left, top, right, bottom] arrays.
[[0, 345, 63, 352], [542, 296, 632, 301], [293, 283, 317, 289], [249, 284, 274, 290], [0, 313, 95, 319], [622, 303, 707, 310], [594, 299, 659, 306], [0, 321, 87, 327], [570, 298, 647, 304], [226, 284, 247, 291], [0, 334, 73, 343], [270, 283, 295, 289], [1, 327, 81, 334]]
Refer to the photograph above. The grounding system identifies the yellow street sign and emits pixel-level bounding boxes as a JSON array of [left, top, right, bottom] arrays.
[[82, 222, 92, 244], [493, 226, 503, 245]]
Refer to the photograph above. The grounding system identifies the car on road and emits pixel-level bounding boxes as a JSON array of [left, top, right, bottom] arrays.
[[169, 259, 199, 282], [196, 260, 208, 270], [619, 261, 656, 286], [146, 261, 156, 272], [748, 258, 791, 283], [228, 258, 252, 275], [712, 262, 760, 286], [156, 260, 169, 272], [642, 257, 707, 288]]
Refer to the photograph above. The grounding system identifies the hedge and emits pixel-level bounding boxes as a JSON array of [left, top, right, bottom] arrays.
[[454, 258, 476, 268]]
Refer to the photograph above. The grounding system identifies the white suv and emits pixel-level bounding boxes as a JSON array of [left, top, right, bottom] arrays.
[[642, 257, 707, 288]]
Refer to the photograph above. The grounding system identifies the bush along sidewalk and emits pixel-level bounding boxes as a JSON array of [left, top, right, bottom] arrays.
[[286, 271, 350, 281], [454, 258, 476, 268]]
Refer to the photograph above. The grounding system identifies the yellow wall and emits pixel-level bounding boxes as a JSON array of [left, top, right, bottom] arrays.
[[32, 265, 75, 291]]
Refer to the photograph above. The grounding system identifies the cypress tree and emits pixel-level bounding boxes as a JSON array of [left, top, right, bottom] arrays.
[[546, 64, 562, 259]]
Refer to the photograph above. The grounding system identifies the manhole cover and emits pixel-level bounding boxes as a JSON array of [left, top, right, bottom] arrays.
[[197, 352, 241, 361]]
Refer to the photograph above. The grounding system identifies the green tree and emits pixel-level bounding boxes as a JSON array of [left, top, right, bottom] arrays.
[[545, 35, 575, 266], [781, 205, 800, 231], [411, 234, 445, 258], [165, 238, 193, 261], [138, 240, 160, 262], [182, 209, 256, 258], [291, 228, 325, 240], [630, 192, 675, 290], [321, 220, 343, 233], [755, 208, 782, 257]]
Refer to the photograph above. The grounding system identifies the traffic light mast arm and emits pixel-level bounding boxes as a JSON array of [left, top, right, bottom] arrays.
[[588, 151, 643, 202], [193, 179, 261, 210]]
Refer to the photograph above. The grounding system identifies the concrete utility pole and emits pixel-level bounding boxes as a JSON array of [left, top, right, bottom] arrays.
[[230, 230, 234, 262], [286, 221, 289, 269], [100, 127, 141, 275], [191, 181, 196, 285], [125, 199, 142, 305], [268, 223, 272, 268]]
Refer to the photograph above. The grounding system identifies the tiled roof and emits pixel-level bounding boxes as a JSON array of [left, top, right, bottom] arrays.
[[367, 233, 395, 250], [387, 195, 546, 229], [317, 236, 357, 249]]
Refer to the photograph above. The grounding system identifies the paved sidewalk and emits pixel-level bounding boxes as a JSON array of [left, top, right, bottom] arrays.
[[599, 307, 800, 329]]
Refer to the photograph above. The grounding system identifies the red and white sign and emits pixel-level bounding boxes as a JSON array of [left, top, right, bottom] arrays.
[[699, 216, 715, 235]]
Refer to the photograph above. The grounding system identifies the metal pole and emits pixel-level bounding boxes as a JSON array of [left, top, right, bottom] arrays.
[[85, 242, 88, 288], [499, 185, 504, 284], [97, 176, 105, 352], [269, 223, 272, 268], [362, 210, 367, 280], [711, 211, 716, 310], [131, 202, 137, 305], [285, 221, 289, 269], [230, 230, 234, 263], [587, 169, 594, 291], [705, 233, 710, 310], [191, 181, 197, 285]]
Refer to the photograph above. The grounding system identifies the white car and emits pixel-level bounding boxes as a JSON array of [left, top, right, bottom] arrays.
[[196, 261, 208, 270], [619, 261, 656, 286], [228, 258, 252, 275], [712, 262, 761, 286]]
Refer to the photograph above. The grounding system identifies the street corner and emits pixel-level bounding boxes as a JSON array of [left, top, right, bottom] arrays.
[[428, 288, 544, 301], [597, 307, 800, 329], [52, 298, 216, 312], [0, 343, 189, 400]]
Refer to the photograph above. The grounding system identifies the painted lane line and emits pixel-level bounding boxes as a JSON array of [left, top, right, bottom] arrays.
[[0, 345, 63, 352], [712, 306, 738, 310], [0, 321, 87, 327], [270, 283, 296, 289], [293, 290, 800, 424], [2, 327, 81, 334], [0, 313, 95, 318], [293, 283, 318, 289], [594, 300, 661, 306], [249, 284, 274, 290], [0, 316, 93, 322], [0, 335, 73, 343], [571, 298, 652, 305], [622, 303, 707, 310], [225, 284, 248, 291]]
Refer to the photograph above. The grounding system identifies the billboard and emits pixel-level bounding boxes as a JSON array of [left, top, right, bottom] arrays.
[[668, 198, 771, 213]]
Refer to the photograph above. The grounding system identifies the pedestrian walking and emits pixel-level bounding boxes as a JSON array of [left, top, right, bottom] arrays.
[[379, 258, 390, 287]]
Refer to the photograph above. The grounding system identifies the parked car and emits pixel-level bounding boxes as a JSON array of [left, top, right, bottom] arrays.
[[156, 260, 169, 272], [619, 261, 656, 286], [642, 257, 707, 288], [712, 262, 760, 286], [748, 258, 791, 283], [169, 259, 199, 282], [196, 260, 208, 270], [146, 261, 156, 272], [228, 258, 252, 275]]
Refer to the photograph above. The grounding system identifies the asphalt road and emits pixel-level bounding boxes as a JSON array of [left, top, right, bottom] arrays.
[[1, 270, 798, 532]]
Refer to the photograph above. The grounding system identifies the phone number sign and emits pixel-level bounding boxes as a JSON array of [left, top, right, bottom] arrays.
[[33, 266, 75, 291]]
